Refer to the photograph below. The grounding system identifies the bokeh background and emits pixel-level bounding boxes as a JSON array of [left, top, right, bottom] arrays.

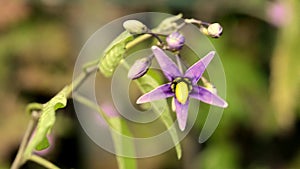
[[1, 0, 300, 169]]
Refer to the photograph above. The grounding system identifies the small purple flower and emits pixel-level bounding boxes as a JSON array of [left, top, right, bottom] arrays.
[[166, 32, 185, 50], [137, 46, 228, 131]]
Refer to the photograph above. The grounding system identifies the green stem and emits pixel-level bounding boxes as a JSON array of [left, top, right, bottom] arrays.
[[125, 34, 152, 50], [175, 54, 184, 74], [72, 93, 110, 124], [28, 155, 60, 169], [70, 64, 99, 96], [11, 111, 40, 169], [11, 63, 98, 169]]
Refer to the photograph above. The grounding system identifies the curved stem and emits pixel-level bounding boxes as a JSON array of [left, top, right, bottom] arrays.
[[11, 111, 40, 169], [29, 155, 60, 169], [11, 63, 98, 169], [147, 32, 163, 45], [71, 64, 99, 96], [125, 34, 152, 50]]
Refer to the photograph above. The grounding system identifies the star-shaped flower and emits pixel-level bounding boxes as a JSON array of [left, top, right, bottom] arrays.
[[137, 46, 228, 131]]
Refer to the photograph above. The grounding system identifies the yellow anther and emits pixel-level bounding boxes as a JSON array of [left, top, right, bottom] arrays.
[[175, 81, 189, 104]]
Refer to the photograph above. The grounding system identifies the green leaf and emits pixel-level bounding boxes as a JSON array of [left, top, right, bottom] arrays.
[[109, 117, 137, 169], [98, 31, 134, 77], [72, 94, 137, 169], [135, 74, 182, 159], [24, 86, 70, 159], [35, 138, 50, 151]]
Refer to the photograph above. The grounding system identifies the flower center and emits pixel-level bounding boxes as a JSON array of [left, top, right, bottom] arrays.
[[171, 77, 192, 104]]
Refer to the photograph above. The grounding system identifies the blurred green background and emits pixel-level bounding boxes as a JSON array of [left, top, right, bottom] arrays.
[[1, 0, 300, 169]]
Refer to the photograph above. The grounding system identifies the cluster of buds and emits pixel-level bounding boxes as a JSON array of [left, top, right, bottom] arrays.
[[124, 17, 223, 80], [122, 15, 227, 131]]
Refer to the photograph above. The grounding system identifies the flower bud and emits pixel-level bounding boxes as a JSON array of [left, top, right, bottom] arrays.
[[207, 23, 223, 38], [128, 56, 152, 79], [166, 32, 185, 50], [123, 20, 148, 35]]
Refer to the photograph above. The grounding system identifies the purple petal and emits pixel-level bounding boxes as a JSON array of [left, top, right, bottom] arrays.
[[190, 86, 228, 108], [175, 98, 189, 131], [184, 51, 215, 84], [136, 83, 174, 104], [151, 46, 182, 81]]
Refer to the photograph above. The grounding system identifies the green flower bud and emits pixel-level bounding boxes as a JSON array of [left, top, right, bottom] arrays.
[[123, 20, 148, 35]]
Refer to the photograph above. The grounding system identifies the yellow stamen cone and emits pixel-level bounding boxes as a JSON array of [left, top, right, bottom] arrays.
[[175, 81, 189, 104]]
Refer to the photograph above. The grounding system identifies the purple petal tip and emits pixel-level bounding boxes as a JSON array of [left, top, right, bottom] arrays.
[[179, 124, 185, 131]]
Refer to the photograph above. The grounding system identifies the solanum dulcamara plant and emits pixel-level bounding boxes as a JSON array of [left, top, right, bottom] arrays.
[[11, 14, 228, 169]]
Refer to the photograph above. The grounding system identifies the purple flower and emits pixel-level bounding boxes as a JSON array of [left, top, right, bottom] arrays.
[[136, 46, 228, 131], [166, 32, 185, 50]]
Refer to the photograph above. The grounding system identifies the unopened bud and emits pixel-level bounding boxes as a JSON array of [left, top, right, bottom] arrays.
[[166, 32, 185, 50], [207, 23, 223, 38], [123, 20, 148, 35], [128, 56, 152, 79]]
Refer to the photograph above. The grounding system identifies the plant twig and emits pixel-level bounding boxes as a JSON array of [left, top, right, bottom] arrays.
[[28, 155, 60, 169], [11, 63, 98, 169], [125, 34, 152, 50], [175, 54, 183, 74], [11, 111, 40, 169], [70, 64, 99, 96], [72, 93, 110, 123]]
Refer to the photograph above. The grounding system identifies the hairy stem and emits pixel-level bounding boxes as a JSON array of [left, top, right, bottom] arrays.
[[29, 155, 60, 169]]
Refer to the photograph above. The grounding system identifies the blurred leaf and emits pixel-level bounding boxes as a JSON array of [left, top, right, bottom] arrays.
[[24, 85, 71, 159], [210, 31, 273, 134], [109, 117, 137, 169], [98, 31, 134, 77], [199, 142, 239, 169], [72, 94, 137, 169], [0, 21, 72, 92], [135, 74, 182, 159], [270, 0, 300, 130]]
